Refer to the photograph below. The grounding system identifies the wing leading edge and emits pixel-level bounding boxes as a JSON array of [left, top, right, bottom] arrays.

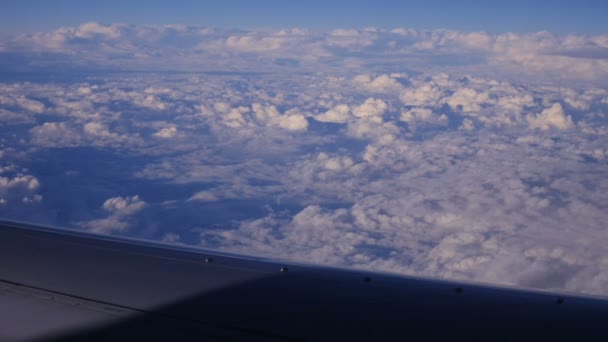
[[1, 220, 607, 341]]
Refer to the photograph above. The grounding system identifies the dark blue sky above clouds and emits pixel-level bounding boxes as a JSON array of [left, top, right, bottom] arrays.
[[1, 1, 608, 297], [1, 0, 607, 35]]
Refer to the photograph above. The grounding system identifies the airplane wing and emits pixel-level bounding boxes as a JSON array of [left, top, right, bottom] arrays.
[[1, 220, 607, 341]]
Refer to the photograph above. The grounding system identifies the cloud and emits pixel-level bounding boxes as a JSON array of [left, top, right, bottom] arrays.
[[4, 23, 608, 84], [102, 195, 147, 214], [134, 95, 168, 111], [1, 46, 608, 297], [195, 116, 608, 295], [354, 74, 405, 93], [162, 232, 182, 243], [314, 104, 351, 123], [154, 126, 177, 138], [30, 120, 136, 147], [527, 103, 574, 130], [459, 118, 475, 130], [0, 161, 42, 206], [347, 118, 399, 141], [352, 98, 388, 118], [400, 107, 448, 130], [318, 152, 354, 172], [30, 122, 83, 147], [0, 92, 46, 124], [84, 122, 119, 139], [74, 22, 123, 40], [445, 88, 492, 113], [84, 216, 131, 235], [210, 102, 309, 131], [251, 103, 309, 131], [22, 195, 43, 204], [188, 191, 218, 202], [326, 29, 376, 48], [0, 95, 46, 114], [225, 35, 285, 53], [0, 175, 39, 190], [400, 82, 444, 107], [85, 195, 147, 234]]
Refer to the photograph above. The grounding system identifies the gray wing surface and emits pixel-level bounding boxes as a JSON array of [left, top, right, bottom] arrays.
[[1, 220, 608, 341]]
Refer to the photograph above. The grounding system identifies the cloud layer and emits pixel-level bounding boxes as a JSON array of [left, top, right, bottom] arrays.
[[1, 23, 608, 85], [1, 23, 608, 297]]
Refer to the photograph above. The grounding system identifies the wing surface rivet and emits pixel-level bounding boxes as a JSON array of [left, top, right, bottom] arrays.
[[205, 257, 213, 263], [280, 267, 289, 272]]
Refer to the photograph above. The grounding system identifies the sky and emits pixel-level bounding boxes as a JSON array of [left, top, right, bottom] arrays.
[[1, 1, 608, 297], [1, 0, 608, 35]]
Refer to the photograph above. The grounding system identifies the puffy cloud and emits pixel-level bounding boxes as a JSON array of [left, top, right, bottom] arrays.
[[213, 102, 309, 131], [0, 164, 42, 206], [191, 113, 608, 295], [74, 22, 123, 39], [3, 23, 608, 84], [200, 205, 367, 265], [400, 107, 432, 122], [134, 95, 167, 111], [459, 118, 475, 131], [154, 126, 177, 138], [0, 108, 34, 124], [0, 94, 45, 123], [251, 103, 308, 131], [225, 35, 285, 53], [495, 93, 535, 115], [84, 216, 131, 235], [445, 88, 492, 113], [354, 74, 404, 93], [400, 107, 448, 129], [2, 52, 608, 297], [86, 195, 147, 234], [527, 103, 574, 130], [222, 106, 250, 128], [102, 195, 147, 214], [326, 29, 376, 48], [400, 82, 444, 107], [352, 98, 388, 118], [84, 122, 118, 139], [188, 191, 218, 202], [347, 118, 399, 141], [277, 112, 309, 131], [30, 122, 83, 147], [30, 121, 132, 147], [22, 195, 43, 204], [3, 96, 46, 114], [315, 104, 351, 123], [318, 152, 354, 172], [0, 175, 39, 190]]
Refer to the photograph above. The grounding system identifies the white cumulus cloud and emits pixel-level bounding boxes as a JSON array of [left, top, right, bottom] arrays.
[[527, 103, 574, 130], [352, 98, 388, 118]]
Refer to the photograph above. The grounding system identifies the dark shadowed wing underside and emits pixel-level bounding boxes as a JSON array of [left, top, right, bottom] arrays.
[[0, 220, 607, 341]]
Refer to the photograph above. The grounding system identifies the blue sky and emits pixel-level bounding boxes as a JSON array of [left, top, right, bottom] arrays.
[[1, 0, 607, 35]]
